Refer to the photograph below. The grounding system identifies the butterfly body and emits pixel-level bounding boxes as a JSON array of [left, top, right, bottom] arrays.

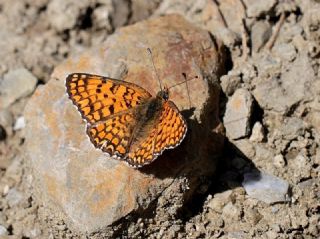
[[66, 73, 187, 167]]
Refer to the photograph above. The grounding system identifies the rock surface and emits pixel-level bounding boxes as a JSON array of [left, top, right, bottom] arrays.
[[0, 225, 8, 236], [244, 0, 276, 18], [24, 14, 224, 234], [155, 0, 244, 46], [0, 68, 37, 109], [224, 89, 253, 139], [253, 54, 314, 113], [251, 21, 272, 52], [249, 122, 265, 142]]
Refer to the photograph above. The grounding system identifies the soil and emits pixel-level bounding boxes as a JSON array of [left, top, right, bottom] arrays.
[[0, 0, 319, 238]]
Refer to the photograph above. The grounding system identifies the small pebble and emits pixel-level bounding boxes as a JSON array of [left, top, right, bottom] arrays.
[[273, 154, 286, 167], [13, 116, 26, 131], [6, 188, 23, 207], [250, 122, 265, 142], [0, 68, 37, 109], [3, 185, 9, 195], [0, 225, 7, 236]]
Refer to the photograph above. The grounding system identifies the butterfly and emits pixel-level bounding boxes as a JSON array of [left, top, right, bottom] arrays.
[[65, 73, 187, 167]]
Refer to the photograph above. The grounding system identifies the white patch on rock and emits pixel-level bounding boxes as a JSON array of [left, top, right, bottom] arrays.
[[242, 171, 290, 204]]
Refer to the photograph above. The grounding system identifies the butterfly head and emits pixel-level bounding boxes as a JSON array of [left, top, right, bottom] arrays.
[[157, 85, 169, 101]]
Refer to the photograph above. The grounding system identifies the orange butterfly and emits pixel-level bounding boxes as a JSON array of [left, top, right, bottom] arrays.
[[65, 72, 187, 167]]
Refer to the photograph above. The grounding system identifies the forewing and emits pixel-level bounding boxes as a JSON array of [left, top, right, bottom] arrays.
[[86, 112, 137, 158], [127, 101, 187, 167], [66, 73, 152, 124]]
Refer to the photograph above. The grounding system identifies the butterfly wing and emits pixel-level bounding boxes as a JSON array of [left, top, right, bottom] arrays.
[[127, 101, 187, 167], [66, 73, 152, 124], [86, 111, 137, 158]]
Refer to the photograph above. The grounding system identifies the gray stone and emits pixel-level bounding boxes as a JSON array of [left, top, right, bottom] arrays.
[[0, 110, 13, 130], [251, 21, 272, 52], [273, 154, 286, 168], [238, 63, 257, 83], [280, 24, 304, 44], [280, 117, 305, 140], [0, 225, 8, 236], [111, 0, 130, 28], [291, 154, 312, 181], [47, 0, 89, 32], [224, 89, 253, 139], [155, 0, 240, 46], [266, 230, 278, 239], [92, 5, 113, 31], [255, 144, 274, 163], [244, 0, 277, 18], [220, 74, 241, 96], [207, 190, 233, 213], [253, 54, 314, 113], [6, 188, 23, 207], [273, 43, 297, 62], [254, 54, 281, 78], [243, 208, 262, 225], [222, 202, 242, 221], [249, 122, 265, 142], [242, 172, 290, 203], [0, 68, 37, 109], [315, 148, 320, 165], [227, 231, 247, 239], [233, 139, 256, 159]]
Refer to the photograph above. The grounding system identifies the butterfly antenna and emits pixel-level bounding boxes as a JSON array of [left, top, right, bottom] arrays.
[[182, 73, 191, 108], [168, 74, 199, 108], [168, 74, 198, 90], [147, 48, 163, 91]]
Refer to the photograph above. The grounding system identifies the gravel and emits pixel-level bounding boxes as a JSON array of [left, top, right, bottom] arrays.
[[0, 0, 319, 238]]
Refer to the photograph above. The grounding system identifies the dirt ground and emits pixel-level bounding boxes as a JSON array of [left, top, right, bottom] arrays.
[[0, 0, 319, 238]]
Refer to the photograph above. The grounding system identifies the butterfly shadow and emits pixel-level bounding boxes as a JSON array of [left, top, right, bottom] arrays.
[[176, 88, 264, 221]]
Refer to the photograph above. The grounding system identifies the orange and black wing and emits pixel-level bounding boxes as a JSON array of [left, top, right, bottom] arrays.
[[86, 112, 137, 159], [66, 73, 152, 124], [126, 101, 187, 167]]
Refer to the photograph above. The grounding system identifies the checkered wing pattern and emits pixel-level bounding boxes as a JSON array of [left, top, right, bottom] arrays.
[[86, 112, 137, 158], [127, 101, 187, 166], [66, 73, 152, 124]]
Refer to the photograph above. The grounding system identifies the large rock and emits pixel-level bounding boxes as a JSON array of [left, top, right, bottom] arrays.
[[24, 15, 225, 234]]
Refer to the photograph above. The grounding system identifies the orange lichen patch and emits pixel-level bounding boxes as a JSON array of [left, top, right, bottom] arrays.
[[231, 98, 243, 110], [85, 166, 141, 216], [76, 55, 92, 70], [44, 174, 63, 202]]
